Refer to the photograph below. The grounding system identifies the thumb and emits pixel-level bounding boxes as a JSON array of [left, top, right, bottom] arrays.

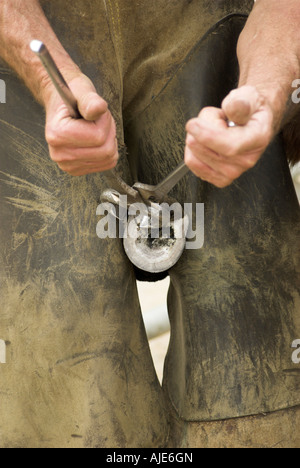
[[69, 75, 108, 121], [222, 85, 261, 126]]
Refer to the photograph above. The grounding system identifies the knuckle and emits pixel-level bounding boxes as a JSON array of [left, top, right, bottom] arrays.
[[105, 155, 118, 169], [243, 157, 257, 170], [185, 153, 198, 171], [45, 127, 60, 147], [105, 140, 118, 158], [57, 162, 73, 174], [224, 165, 241, 181], [108, 158, 118, 170], [95, 131, 107, 147], [215, 175, 234, 188], [222, 145, 239, 158], [261, 133, 271, 149], [215, 181, 228, 189], [198, 107, 215, 119], [49, 149, 68, 164], [186, 134, 197, 148], [107, 146, 117, 159], [49, 148, 61, 163]]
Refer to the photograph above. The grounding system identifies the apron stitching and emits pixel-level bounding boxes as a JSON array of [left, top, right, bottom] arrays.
[[103, 0, 124, 104], [115, 0, 123, 48]]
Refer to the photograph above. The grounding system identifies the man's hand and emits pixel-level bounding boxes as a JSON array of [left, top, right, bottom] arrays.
[[44, 74, 119, 176], [185, 86, 275, 188]]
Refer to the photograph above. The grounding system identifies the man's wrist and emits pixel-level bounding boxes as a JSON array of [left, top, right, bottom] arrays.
[[239, 81, 287, 130], [39, 61, 82, 108]]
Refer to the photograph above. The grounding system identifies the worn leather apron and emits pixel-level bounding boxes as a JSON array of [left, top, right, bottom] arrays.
[[125, 13, 300, 431], [0, 0, 299, 448]]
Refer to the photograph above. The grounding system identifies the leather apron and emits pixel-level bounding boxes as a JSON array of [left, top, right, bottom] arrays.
[[125, 14, 300, 423], [0, 0, 299, 447]]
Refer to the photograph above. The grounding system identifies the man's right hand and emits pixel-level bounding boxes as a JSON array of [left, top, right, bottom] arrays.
[[44, 74, 119, 176]]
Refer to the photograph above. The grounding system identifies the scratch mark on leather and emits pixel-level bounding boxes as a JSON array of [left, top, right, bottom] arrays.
[[0, 172, 60, 219], [56, 351, 101, 367]]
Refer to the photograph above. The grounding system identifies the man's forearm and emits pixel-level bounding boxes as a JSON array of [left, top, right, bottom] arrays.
[[0, 0, 80, 105], [237, 0, 300, 130]]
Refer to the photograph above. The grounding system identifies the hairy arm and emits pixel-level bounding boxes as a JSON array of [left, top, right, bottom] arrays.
[[185, 0, 300, 187], [0, 0, 79, 103], [0, 0, 118, 176], [237, 0, 300, 129]]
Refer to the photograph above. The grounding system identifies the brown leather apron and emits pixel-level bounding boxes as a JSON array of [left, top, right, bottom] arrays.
[[0, 0, 299, 448], [125, 14, 300, 425]]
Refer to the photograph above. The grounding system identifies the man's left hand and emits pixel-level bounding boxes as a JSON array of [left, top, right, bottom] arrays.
[[185, 85, 275, 188]]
